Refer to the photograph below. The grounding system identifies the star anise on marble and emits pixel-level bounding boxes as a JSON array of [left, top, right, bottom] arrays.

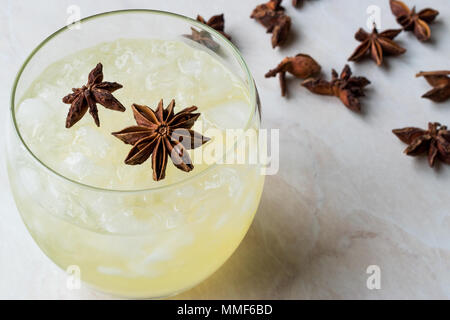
[[348, 24, 406, 66], [393, 122, 450, 167], [62, 63, 125, 128], [301, 65, 370, 112], [389, 0, 439, 42], [196, 14, 232, 40], [112, 99, 210, 181], [265, 54, 321, 96], [184, 14, 231, 51], [250, 0, 292, 48], [416, 71, 450, 103]]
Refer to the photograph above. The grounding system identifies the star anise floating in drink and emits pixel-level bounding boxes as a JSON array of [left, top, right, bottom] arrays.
[[265, 54, 321, 96], [416, 71, 450, 103], [389, 0, 439, 42], [250, 0, 291, 48], [393, 122, 450, 167], [112, 99, 210, 181], [348, 24, 406, 66], [301, 65, 370, 112], [62, 63, 125, 128]]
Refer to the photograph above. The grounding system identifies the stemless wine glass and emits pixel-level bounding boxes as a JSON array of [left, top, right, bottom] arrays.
[[6, 10, 264, 298]]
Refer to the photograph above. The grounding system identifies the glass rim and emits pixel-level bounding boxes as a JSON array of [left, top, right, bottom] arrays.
[[10, 9, 258, 194]]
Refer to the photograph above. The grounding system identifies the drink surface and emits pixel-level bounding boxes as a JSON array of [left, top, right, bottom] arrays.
[[16, 38, 253, 190], [9, 38, 264, 297]]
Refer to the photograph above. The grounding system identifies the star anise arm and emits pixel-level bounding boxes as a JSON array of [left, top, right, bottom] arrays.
[[436, 135, 450, 164], [168, 106, 200, 129], [65, 92, 88, 128], [84, 89, 100, 127], [416, 71, 450, 102], [95, 81, 123, 92], [271, 15, 291, 48], [132, 104, 160, 129], [301, 79, 335, 96], [63, 90, 80, 104], [124, 135, 159, 166], [171, 128, 211, 150], [164, 138, 194, 173], [112, 127, 156, 145], [418, 8, 439, 23], [377, 37, 406, 55], [370, 40, 383, 66], [339, 89, 361, 112], [348, 40, 371, 62], [404, 135, 431, 156], [428, 141, 438, 167], [154, 99, 165, 122], [414, 19, 432, 41], [279, 72, 287, 96], [421, 87, 450, 103], [91, 88, 126, 112], [163, 99, 175, 122], [88, 63, 104, 86], [390, 0, 410, 18], [354, 28, 369, 41], [379, 29, 403, 40], [152, 138, 168, 181], [206, 14, 225, 32], [392, 127, 427, 144], [416, 71, 450, 87]]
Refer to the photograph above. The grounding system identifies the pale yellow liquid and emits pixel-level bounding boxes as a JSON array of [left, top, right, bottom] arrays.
[[8, 39, 264, 297]]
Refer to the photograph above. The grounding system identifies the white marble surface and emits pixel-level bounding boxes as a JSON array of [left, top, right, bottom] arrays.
[[1, 0, 450, 299]]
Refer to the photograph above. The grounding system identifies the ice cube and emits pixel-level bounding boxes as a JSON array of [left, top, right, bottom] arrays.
[[177, 57, 202, 77], [202, 100, 251, 129], [16, 98, 56, 135], [73, 126, 112, 159]]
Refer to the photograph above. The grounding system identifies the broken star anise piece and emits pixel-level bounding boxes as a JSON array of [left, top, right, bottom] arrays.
[[265, 54, 321, 96], [196, 14, 231, 40], [348, 24, 406, 66], [301, 65, 370, 112], [389, 0, 439, 41], [112, 99, 210, 181], [62, 63, 125, 128], [393, 122, 450, 167], [416, 71, 450, 103], [250, 0, 291, 48]]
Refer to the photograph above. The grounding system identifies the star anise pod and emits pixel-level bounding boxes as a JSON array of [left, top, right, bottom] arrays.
[[393, 122, 450, 167], [250, 0, 292, 48], [348, 24, 406, 66], [389, 0, 439, 41], [265, 54, 321, 96], [62, 63, 125, 128], [184, 14, 231, 51], [196, 14, 231, 40], [301, 65, 370, 112], [112, 99, 210, 181], [416, 71, 450, 103]]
